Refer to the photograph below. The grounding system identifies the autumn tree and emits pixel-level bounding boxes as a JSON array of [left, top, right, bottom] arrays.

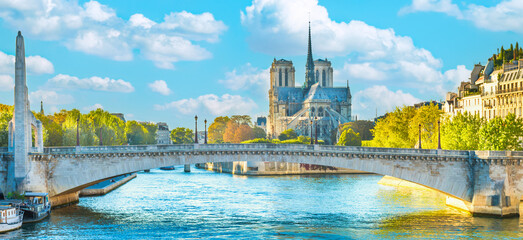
[[208, 116, 230, 143]]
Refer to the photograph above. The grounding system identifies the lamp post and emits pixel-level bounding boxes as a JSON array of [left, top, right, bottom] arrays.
[[314, 117, 318, 144], [437, 120, 441, 149], [99, 127, 103, 146], [76, 117, 80, 146], [194, 115, 198, 144], [310, 119, 313, 145], [418, 123, 422, 149], [204, 119, 208, 144]]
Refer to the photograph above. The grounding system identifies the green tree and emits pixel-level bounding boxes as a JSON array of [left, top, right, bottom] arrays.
[[125, 120, 148, 145], [208, 116, 230, 143], [337, 120, 375, 142], [87, 109, 126, 145], [170, 127, 194, 144], [441, 112, 482, 150], [141, 122, 158, 144], [61, 109, 98, 146], [278, 129, 298, 141], [370, 106, 416, 148], [337, 128, 361, 146], [252, 127, 266, 139], [479, 114, 523, 151]]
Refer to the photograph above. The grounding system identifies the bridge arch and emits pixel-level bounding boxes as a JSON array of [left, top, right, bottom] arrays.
[[25, 144, 475, 204]]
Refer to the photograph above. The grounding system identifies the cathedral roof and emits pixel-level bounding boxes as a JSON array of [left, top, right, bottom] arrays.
[[305, 83, 330, 101]]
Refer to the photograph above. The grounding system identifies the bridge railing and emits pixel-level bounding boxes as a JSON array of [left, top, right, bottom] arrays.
[[39, 143, 472, 157]]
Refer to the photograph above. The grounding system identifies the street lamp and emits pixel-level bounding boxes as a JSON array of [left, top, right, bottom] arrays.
[[437, 120, 441, 149], [310, 119, 313, 145], [194, 115, 198, 144], [314, 116, 318, 144], [99, 126, 103, 146], [204, 119, 208, 144], [76, 117, 80, 146]]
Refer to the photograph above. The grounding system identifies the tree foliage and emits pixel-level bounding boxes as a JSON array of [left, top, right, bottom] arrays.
[[208, 116, 230, 143], [337, 128, 361, 146], [278, 129, 298, 141], [170, 127, 194, 144]]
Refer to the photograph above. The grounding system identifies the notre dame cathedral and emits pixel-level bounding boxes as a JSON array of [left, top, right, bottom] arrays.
[[267, 23, 353, 143]]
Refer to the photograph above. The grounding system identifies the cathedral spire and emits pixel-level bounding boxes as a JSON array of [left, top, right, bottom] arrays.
[[40, 101, 44, 115], [304, 21, 315, 89]]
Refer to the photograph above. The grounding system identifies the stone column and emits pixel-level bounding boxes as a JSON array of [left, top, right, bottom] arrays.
[[13, 31, 29, 193]]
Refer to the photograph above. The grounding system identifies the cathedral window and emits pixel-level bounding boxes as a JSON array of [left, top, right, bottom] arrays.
[[311, 107, 315, 116], [279, 69, 282, 86], [318, 107, 324, 117], [322, 70, 326, 86], [285, 68, 288, 86]]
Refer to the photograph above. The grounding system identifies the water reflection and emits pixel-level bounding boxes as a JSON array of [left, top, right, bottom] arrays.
[[3, 168, 522, 239]]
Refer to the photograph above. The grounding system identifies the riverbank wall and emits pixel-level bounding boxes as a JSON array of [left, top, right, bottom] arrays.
[[196, 161, 369, 175]]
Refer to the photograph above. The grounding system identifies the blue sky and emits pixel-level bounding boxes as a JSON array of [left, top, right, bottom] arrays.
[[0, 0, 521, 128]]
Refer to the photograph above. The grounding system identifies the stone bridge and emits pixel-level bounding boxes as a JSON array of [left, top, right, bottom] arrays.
[[1, 144, 522, 217]]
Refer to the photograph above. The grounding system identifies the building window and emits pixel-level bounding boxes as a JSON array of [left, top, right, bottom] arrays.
[[279, 69, 282, 86], [316, 70, 319, 82], [285, 68, 288, 86], [311, 107, 315, 116], [322, 70, 326, 86], [318, 107, 324, 117]]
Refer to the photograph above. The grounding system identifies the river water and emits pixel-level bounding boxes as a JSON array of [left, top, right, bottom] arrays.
[[3, 167, 522, 239]]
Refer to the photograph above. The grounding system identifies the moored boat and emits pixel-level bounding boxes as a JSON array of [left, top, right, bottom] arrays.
[[0, 201, 23, 233], [160, 166, 175, 170], [20, 192, 51, 223]]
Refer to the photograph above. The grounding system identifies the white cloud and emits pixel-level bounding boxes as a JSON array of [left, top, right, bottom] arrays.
[[26, 56, 54, 74], [0, 51, 54, 74], [401, 0, 523, 33], [83, 103, 104, 111], [29, 89, 74, 105], [83, 0, 115, 22], [159, 11, 227, 42], [154, 94, 257, 116], [129, 14, 156, 29], [47, 74, 135, 92], [341, 62, 386, 81], [219, 63, 269, 93], [0, 75, 14, 91], [0, 0, 226, 68], [68, 29, 133, 61], [148, 80, 172, 96], [399, 0, 462, 18], [353, 85, 421, 119], [134, 34, 212, 69]]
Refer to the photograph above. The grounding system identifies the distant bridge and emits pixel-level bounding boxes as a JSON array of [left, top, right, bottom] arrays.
[[1, 144, 522, 217]]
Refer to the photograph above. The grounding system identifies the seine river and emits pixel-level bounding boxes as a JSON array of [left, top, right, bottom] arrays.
[[3, 167, 523, 239]]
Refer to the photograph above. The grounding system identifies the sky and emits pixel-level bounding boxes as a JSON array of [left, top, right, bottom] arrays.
[[0, 0, 521, 129]]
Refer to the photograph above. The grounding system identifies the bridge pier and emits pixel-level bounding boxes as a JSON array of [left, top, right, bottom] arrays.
[[184, 164, 191, 173]]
